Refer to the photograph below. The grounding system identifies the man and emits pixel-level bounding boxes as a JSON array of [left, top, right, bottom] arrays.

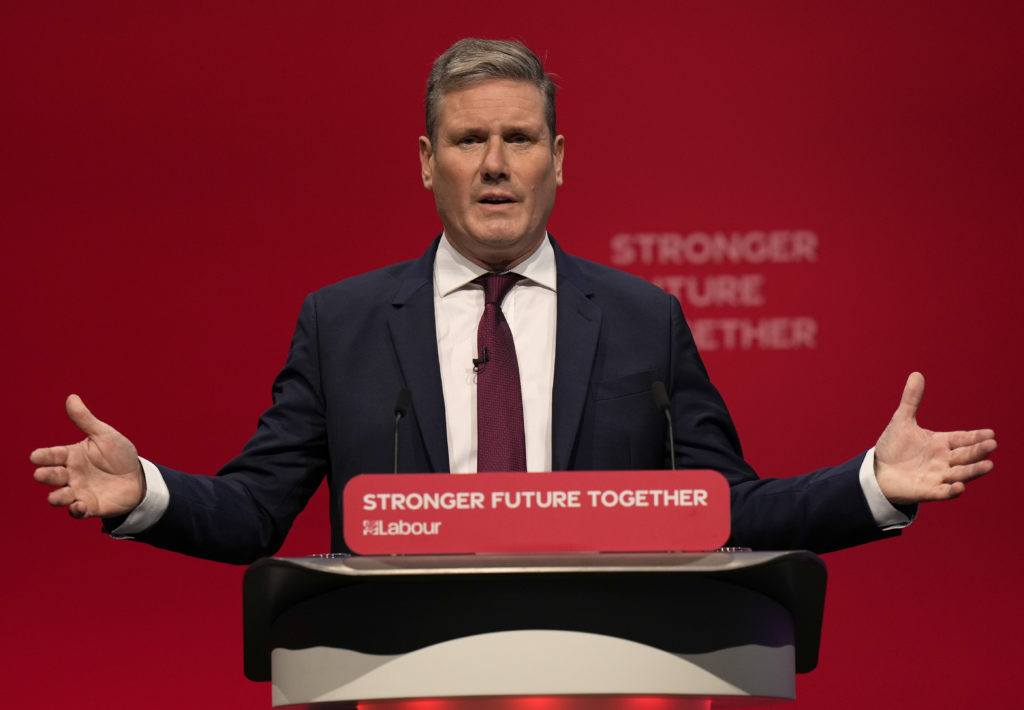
[[31, 39, 996, 564]]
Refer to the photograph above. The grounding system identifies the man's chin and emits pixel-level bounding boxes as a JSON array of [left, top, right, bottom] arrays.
[[453, 230, 545, 269], [474, 234, 522, 249]]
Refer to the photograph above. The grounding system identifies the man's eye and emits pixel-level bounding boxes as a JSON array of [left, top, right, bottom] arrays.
[[459, 136, 482, 145], [509, 135, 530, 144]]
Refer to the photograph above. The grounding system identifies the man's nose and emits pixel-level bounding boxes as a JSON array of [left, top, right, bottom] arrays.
[[480, 136, 509, 181]]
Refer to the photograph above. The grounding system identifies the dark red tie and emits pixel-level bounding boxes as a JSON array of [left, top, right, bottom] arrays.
[[474, 272, 526, 472]]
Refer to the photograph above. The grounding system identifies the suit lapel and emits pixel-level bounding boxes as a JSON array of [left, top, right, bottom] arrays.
[[551, 241, 602, 470], [387, 239, 450, 473]]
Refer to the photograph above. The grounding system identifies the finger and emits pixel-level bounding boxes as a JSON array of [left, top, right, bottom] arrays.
[[949, 438, 998, 467], [47, 485, 77, 507], [66, 394, 115, 438], [893, 372, 925, 422], [947, 429, 996, 449], [946, 459, 995, 484], [922, 481, 966, 501], [68, 501, 89, 519], [29, 445, 69, 467], [33, 465, 69, 487]]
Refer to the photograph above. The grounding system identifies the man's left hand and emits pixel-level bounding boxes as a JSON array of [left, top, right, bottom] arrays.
[[875, 372, 996, 505]]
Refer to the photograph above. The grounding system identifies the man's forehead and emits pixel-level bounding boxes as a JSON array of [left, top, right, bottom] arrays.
[[437, 79, 547, 129]]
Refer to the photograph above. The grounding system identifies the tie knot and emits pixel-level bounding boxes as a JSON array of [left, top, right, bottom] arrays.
[[475, 272, 522, 305]]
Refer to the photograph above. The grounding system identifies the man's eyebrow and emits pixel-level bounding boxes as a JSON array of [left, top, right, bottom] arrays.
[[445, 117, 544, 131], [502, 124, 542, 134], [463, 124, 545, 138]]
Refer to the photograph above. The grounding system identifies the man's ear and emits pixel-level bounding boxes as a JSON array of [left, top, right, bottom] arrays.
[[418, 136, 434, 189], [553, 134, 565, 186]]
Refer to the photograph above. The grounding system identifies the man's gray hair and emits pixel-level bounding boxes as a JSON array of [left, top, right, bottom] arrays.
[[425, 38, 557, 144]]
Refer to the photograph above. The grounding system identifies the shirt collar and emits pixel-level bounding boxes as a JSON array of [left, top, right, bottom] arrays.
[[434, 233, 558, 297]]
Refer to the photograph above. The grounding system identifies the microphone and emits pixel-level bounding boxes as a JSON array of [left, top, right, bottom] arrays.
[[472, 346, 489, 373], [393, 388, 411, 474], [651, 381, 676, 470]]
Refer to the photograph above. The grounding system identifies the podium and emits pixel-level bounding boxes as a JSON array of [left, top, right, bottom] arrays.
[[243, 551, 826, 708]]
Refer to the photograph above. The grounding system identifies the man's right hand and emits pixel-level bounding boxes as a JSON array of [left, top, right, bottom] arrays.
[[31, 395, 145, 519]]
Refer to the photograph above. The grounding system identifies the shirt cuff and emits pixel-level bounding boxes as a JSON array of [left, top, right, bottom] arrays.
[[108, 457, 170, 538], [859, 446, 916, 530]]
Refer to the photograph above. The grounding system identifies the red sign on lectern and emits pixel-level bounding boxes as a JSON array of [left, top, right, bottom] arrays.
[[343, 470, 730, 554]]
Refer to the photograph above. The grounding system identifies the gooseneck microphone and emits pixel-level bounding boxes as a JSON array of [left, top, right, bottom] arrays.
[[393, 388, 411, 474], [651, 381, 677, 470]]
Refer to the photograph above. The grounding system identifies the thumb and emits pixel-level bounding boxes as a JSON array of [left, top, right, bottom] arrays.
[[894, 372, 925, 424], [65, 394, 115, 438]]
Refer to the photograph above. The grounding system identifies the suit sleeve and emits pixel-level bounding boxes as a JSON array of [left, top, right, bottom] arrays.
[[134, 293, 330, 564], [665, 295, 898, 553]]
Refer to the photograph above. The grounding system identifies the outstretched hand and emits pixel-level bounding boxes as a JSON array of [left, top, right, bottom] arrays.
[[875, 373, 996, 505], [31, 395, 145, 519]]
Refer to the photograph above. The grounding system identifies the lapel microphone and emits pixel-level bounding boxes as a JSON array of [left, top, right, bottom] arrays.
[[472, 347, 490, 373]]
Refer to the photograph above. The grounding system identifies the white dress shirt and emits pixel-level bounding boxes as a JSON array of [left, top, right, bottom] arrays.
[[434, 233, 557, 473]]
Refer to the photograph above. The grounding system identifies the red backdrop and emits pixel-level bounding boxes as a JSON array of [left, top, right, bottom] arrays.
[[4, 1, 1022, 707]]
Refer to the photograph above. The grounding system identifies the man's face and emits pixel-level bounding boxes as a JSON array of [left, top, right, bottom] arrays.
[[419, 79, 564, 270]]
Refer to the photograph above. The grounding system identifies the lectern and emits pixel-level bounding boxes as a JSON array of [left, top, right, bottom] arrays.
[[243, 551, 826, 708]]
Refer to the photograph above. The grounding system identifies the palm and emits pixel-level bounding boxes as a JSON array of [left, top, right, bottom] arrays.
[[874, 373, 996, 505], [31, 395, 144, 519]]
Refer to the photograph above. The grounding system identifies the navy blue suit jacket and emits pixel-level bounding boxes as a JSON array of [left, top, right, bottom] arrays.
[[139, 238, 895, 563]]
